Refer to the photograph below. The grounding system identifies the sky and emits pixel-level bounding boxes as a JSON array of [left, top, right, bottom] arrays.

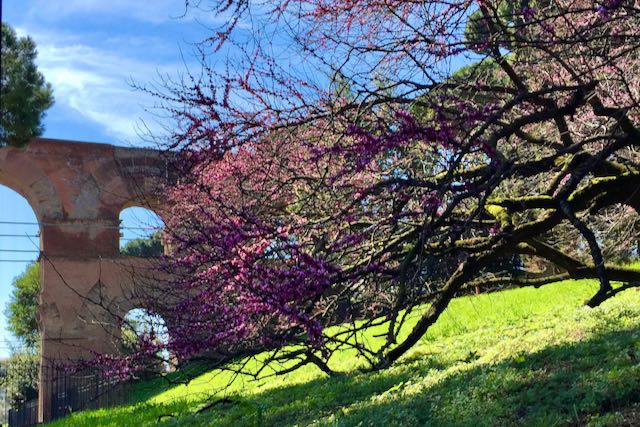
[[0, 0, 212, 357]]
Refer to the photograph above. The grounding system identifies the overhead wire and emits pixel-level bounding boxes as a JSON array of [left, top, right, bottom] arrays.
[[0, 260, 36, 263], [0, 220, 159, 230], [0, 210, 163, 264], [0, 232, 158, 263]]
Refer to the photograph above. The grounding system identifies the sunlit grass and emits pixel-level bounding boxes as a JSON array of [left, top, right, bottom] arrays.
[[47, 263, 640, 426]]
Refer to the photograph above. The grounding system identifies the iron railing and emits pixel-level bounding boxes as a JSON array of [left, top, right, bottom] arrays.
[[5, 365, 128, 426]]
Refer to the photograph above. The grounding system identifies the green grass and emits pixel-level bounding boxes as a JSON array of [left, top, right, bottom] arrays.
[[48, 270, 640, 426]]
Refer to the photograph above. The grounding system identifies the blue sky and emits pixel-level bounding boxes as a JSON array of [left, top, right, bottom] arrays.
[[1, 0, 207, 357], [3, 0, 219, 144]]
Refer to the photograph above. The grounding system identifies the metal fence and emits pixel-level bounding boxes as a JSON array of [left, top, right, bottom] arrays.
[[50, 365, 128, 420], [4, 365, 128, 427], [7, 399, 37, 427]]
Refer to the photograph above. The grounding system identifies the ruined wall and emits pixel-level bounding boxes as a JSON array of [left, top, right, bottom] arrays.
[[0, 138, 169, 421]]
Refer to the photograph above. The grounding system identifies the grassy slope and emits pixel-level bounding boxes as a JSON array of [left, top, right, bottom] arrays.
[[49, 271, 640, 427]]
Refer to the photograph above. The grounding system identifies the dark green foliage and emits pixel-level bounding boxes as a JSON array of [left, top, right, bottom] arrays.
[[5, 262, 40, 348], [0, 351, 39, 406], [2, 263, 41, 410], [463, 1, 534, 54], [464, 8, 494, 54], [1, 23, 54, 147], [121, 232, 164, 257]]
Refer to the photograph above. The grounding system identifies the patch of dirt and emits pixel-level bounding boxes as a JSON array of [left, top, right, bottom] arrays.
[[615, 403, 640, 426]]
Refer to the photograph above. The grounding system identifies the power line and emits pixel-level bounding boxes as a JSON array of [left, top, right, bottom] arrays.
[[0, 220, 160, 231], [0, 220, 39, 226], [0, 235, 154, 240], [0, 260, 36, 263], [0, 249, 39, 253]]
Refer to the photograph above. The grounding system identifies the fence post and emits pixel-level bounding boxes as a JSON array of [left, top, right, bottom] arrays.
[[38, 362, 53, 423]]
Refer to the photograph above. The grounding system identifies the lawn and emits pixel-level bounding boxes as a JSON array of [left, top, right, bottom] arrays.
[[48, 269, 640, 426]]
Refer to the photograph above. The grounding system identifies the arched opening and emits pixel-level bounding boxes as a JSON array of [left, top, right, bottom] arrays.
[[119, 207, 165, 256], [121, 308, 173, 375], [0, 185, 41, 414]]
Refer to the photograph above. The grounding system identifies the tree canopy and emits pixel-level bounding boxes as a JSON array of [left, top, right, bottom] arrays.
[[121, 232, 164, 257], [96, 0, 640, 377], [5, 262, 40, 349], [1, 23, 53, 147]]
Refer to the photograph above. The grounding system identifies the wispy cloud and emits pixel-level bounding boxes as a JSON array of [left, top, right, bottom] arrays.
[[9, 1, 247, 145], [19, 28, 185, 143]]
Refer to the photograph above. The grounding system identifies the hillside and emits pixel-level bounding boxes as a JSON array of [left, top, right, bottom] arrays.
[[48, 272, 640, 426]]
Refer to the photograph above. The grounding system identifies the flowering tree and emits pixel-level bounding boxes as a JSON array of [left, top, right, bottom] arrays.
[[116, 0, 640, 376]]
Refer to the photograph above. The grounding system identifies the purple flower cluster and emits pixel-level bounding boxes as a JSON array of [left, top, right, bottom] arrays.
[[520, 6, 537, 22], [340, 110, 453, 171], [597, 0, 624, 18]]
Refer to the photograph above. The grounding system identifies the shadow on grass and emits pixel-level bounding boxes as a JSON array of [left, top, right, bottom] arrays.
[[156, 327, 640, 427]]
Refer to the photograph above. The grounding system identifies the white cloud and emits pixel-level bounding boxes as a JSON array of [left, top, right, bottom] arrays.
[[11, 1, 243, 145], [27, 31, 183, 142]]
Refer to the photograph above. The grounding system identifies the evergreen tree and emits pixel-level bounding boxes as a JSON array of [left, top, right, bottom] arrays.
[[1, 23, 54, 147]]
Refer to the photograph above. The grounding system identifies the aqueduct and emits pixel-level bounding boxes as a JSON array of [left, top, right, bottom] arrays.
[[0, 138, 170, 422]]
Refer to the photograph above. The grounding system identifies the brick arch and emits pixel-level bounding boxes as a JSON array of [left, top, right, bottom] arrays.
[[0, 138, 171, 422], [0, 145, 63, 222], [118, 202, 168, 234], [114, 303, 175, 345]]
